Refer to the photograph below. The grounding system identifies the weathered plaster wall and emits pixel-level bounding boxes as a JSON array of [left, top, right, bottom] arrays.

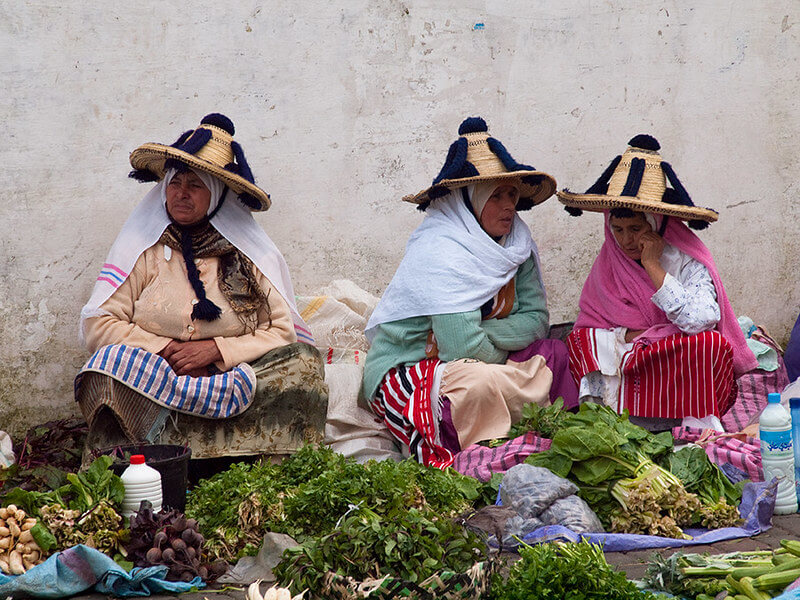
[[1, 1, 798, 435]]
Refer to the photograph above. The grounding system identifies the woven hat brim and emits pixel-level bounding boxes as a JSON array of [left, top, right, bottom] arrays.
[[556, 190, 718, 223], [130, 143, 271, 211], [403, 171, 557, 206]]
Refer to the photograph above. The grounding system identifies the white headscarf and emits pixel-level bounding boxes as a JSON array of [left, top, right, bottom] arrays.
[[79, 169, 313, 345], [365, 185, 543, 341]]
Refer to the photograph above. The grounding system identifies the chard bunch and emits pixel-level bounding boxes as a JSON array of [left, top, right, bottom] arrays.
[[77, 500, 127, 557], [609, 457, 700, 539], [39, 504, 86, 548], [697, 498, 742, 529]]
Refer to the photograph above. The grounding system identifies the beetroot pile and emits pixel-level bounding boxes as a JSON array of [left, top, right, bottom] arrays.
[[127, 501, 225, 582]]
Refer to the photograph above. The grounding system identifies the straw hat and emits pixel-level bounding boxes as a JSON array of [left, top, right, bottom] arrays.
[[403, 117, 557, 210], [556, 135, 718, 229], [129, 113, 271, 211]]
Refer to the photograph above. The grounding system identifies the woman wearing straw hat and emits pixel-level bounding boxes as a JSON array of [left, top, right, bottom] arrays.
[[363, 117, 578, 468], [557, 135, 757, 430], [75, 113, 326, 461]]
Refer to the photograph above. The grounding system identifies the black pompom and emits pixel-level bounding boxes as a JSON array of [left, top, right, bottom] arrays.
[[458, 117, 488, 135], [201, 113, 235, 135], [628, 134, 660, 151], [416, 200, 431, 212], [170, 130, 193, 148], [520, 174, 544, 186], [164, 158, 190, 173], [427, 185, 450, 200], [688, 219, 709, 230], [238, 192, 262, 210], [128, 168, 159, 183], [516, 197, 534, 211], [564, 205, 583, 217], [431, 138, 478, 184], [229, 141, 255, 184]]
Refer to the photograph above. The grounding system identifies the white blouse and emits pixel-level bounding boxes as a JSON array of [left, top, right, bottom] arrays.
[[579, 244, 721, 408]]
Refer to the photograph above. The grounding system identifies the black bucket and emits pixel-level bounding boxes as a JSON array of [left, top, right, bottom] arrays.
[[100, 444, 192, 512]]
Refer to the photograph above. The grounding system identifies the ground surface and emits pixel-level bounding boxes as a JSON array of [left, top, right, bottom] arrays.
[[61, 514, 800, 600]]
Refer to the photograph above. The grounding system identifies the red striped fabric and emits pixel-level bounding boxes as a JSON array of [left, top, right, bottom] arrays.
[[370, 359, 455, 468], [567, 329, 736, 419]]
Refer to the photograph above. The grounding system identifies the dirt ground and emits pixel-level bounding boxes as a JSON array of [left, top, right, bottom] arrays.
[[63, 513, 800, 600]]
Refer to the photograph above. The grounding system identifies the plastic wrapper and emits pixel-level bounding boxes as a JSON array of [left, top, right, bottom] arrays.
[[499, 464, 577, 518], [539, 496, 604, 533]]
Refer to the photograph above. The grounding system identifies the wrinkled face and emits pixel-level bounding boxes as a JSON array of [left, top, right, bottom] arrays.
[[479, 184, 519, 238], [165, 171, 211, 226], [609, 213, 652, 260]]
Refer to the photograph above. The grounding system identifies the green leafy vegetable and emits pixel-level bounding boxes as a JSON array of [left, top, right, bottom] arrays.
[[667, 446, 746, 506], [489, 540, 669, 600], [65, 455, 125, 513], [507, 397, 570, 439]]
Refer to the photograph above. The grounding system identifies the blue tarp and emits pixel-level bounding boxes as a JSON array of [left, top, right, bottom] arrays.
[[499, 478, 777, 552], [0, 544, 204, 598]]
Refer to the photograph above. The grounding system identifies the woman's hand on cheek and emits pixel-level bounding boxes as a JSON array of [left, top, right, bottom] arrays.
[[638, 232, 665, 267]]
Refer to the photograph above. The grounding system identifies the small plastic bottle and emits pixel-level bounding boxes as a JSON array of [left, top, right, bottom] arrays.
[[120, 454, 163, 521], [759, 393, 798, 514], [790, 398, 800, 508]]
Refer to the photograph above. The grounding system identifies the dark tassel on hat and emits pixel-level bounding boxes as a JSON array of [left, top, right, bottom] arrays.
[[660, 162, 694, 206], [170, 130, 194, 148], [164, 158, 191, 173], [620, 157, 645, 196], [564, 205, 583, 217], [238, 193, 262, 210], [516, 197, 534, 211], [688, 219, 709, 231], [458, 117, 488, 135], [201, 113, 235, 135], [416, 200, 431, 212], [521, 174, 544, 186], [178, 226, 221, 322], [585, 156, 622, 194], [431, 138, 479, 185], [227, 141, 256, 183], [128, 168, 160, 183], [486, 137, 535, 172], [176, 128, 212, 155], [628, 134, 660, 151]]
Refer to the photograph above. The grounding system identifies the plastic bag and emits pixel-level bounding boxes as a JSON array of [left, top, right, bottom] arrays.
[[539, 496, 604, 533], [499, 464, 577, 518]]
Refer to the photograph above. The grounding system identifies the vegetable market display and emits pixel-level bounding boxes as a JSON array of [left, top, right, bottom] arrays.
[[645, 539, 800, 599], [521, 402, 745, 537], [186, 445, 493, 598]]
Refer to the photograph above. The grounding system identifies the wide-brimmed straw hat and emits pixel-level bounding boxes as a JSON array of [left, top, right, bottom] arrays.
[[556, 135, 718, 229], [403, 117, 557, 210], [129, 113, 271, 211]]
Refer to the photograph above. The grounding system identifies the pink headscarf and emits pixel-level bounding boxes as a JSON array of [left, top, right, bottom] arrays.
[[574, 212, 757, 376]]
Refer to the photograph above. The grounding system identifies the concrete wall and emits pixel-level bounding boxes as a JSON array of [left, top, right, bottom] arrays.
[[1, 1, 798, 435]]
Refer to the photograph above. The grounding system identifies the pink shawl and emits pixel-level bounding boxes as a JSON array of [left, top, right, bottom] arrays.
[[574, 213, 757, 376]]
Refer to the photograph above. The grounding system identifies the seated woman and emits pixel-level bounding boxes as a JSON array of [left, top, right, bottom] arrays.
[[76, 113, 327, 461], [363, 117, 578, 468], [557, 135, 757, 429]]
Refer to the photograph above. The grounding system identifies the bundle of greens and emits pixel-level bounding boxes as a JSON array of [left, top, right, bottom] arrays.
[[186, 445, 489, 562], [489, 540, 669, 600], [274, 504, 486, 598], [644, 542, 800, 600], [523, 403, 742, 536], [507, 397, 570, 440]]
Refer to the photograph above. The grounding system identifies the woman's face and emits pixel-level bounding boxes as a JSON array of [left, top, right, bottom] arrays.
[[479, 184, 519, 237], [165, 171, 211, 226], [609, 213, 653, 260]]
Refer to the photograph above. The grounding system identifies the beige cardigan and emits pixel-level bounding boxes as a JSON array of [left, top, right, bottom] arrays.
[[84, 243, 297, 370]]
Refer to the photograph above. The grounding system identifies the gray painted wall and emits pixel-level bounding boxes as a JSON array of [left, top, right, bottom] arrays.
[[1, 1, 798, 434]]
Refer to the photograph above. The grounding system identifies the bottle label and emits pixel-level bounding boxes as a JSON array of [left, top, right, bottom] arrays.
[[761, 429, 793, 453]]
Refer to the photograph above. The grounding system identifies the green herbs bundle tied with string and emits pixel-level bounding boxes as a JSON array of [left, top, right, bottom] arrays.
[[523, 403, 744, 537]]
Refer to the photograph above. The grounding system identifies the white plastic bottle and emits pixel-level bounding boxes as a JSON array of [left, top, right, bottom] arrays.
[[759, 393, 798, 514], [120, 454, 163, 521]]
